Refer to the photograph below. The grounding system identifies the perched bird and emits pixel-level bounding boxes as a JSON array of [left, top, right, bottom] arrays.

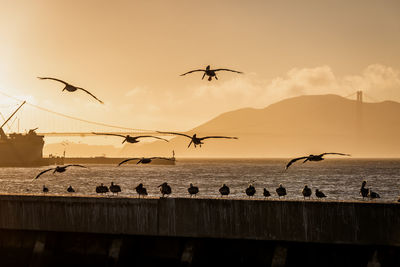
[[42, 185, 49, 193], [368, 189, 380, 199], [96, 183, 109, 194], [315, 189, 327, 199], [34, 165, 87, 180], [180, 65, 243, 81], [109, 182, 121, 195], [397, 197, 400, 203], [188, 183, 199, 197], [263, 188, 271, 198], [92, 132, 168, 144], [276, 184, 287, 198], [118, 157, 174, 166], [245, 184, 256, 198], [219, 184, 230, 197], [157, 131, 238, 148], [37, 77, 104, 104], [302, 185, 312, 199], [285, 153, 351, 170], [67, 185, 75, 193], [135, 183, 148, 198], [360, 180, 369, 199], [159, 182, 172, 197]]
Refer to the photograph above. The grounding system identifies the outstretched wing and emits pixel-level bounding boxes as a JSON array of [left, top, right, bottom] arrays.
[[157, 131, 192, 139], [321, 152, 351, 157], [76, 87, 104, 104], [118, 158, 140, 166], [37, 77, 69, 85], [200, 136, 238, 140], [285, 156, 308, 170], [134, 136, 169, 142], [213, 68, 243, 74], [65, 164, 87, 169], [34, 168, 54, 179], [180, 69, 205, 76], [92, 132, 126, 138]]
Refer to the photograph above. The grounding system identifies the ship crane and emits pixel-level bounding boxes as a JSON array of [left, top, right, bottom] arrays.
[[0, 101, 26, 139]]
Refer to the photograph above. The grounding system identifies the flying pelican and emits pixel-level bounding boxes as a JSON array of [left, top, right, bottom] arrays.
[[157, 131, 238, 148], [285, 153, 351, 170], [110, 182, 121, 195], [118, 157, 174, 166], [37, 77, 104, 104], [188, 183, 199, 197], [245, 184, 256, 198], [180, 65, 243, 81], [302, 185, 312, 199], [92, 132, 169, 144], [276, 184, 287, 198], [135, 183, 148, 198], [159, 182, 172, 197], [34, 165, 87, 180], [315, 189, 327, 199]]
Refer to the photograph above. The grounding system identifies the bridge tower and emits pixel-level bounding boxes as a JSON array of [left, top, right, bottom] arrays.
[[355, 90, 363, 143]]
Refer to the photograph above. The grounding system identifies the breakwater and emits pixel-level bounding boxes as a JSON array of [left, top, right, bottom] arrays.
[[0, 194, 398, 266]]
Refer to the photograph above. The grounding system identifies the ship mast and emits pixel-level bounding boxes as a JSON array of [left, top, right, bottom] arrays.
[[0, 101, 26, 139]]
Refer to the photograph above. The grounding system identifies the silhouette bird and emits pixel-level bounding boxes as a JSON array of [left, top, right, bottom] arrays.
[[245, 184, 256, 198], [219, 184, 230, 197], [37, 77, 104, 104], [118, 157, 174, 166], [188, 183, 199, 197], [397, 196, 400, 203], [92, 132, 168, 144], [159, 182, 172, 197], [276, 184, 287, 198], [285, 153, 351, 170], [157, 131, 238, 148], [34, 164, 87, 179], [360, 180, 369, 199], [42, 185, 49, 193], [110, 182, 121, 195], [135, 183, 148, 198], [315, 189, 327, 199], [96, 183, 109, 194], [180, 65, 243, 81], [263, 188, 271, 198], [67, 185, 75, 193], [302, 185, 312, 199], [368, 189, 380, 199]]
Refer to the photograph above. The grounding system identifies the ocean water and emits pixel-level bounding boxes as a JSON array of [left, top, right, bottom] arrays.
[[0, 159, 399, 202]]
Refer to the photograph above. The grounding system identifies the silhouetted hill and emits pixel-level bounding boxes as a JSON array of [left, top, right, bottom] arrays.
[[122, 94, 400, 157]]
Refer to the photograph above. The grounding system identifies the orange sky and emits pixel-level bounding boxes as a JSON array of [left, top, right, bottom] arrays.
[[0, 0, 399, 144]]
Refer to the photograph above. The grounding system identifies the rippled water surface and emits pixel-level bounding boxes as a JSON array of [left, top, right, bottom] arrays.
[[0, 159, 399, 202]]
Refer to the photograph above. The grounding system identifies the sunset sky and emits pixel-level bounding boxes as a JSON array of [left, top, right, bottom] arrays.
[[0, 0, 399, 143]]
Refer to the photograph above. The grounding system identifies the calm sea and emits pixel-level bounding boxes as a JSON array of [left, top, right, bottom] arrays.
[[0, 159, 399, 202]]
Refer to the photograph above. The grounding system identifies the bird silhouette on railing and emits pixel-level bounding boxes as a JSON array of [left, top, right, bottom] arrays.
[[34, 164, 87, 180], [302, 185, 312, 199], [285, 153, 350, 170], [159, 182, 172, 197], [219, 184, 230, 197], [67, 185, 75, 193], [92, 132, 168, 144], [263, 188, 271, 198], [118, 157, 174, 166], [276, 184, 287, 198], [245, 184, 256, 198], [96, 183, 109, 194], [315, 189, 327, 199], [110, 182, 121, 195], [188, 183, 199, 197], [180, 65, 243, 81], [158, 131, 238, 148], [38, 77, 104, 104], [360, 180, 369, 199], [368, 189, 380, 199], [135, 183, 148, 198], [42, 185, 49, 193]]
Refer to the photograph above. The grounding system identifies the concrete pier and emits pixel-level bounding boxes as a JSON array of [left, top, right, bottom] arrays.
[[0, 194, 398, 266]]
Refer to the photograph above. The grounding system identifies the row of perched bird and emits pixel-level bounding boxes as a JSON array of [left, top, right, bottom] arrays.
[[40, 180, 385, 201]]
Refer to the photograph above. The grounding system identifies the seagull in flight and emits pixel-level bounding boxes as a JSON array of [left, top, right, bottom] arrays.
[[157, 131, 238, 148], [34, 164, 87, 180], [92, 132, 169, 144], [118, 157, 174, 166], [37, 77, 104, 104], [285, 153, 351, 170], [180, 65, 243, 81]]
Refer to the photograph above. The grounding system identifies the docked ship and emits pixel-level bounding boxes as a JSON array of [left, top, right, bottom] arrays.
[[0, 101, 60, 167]]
